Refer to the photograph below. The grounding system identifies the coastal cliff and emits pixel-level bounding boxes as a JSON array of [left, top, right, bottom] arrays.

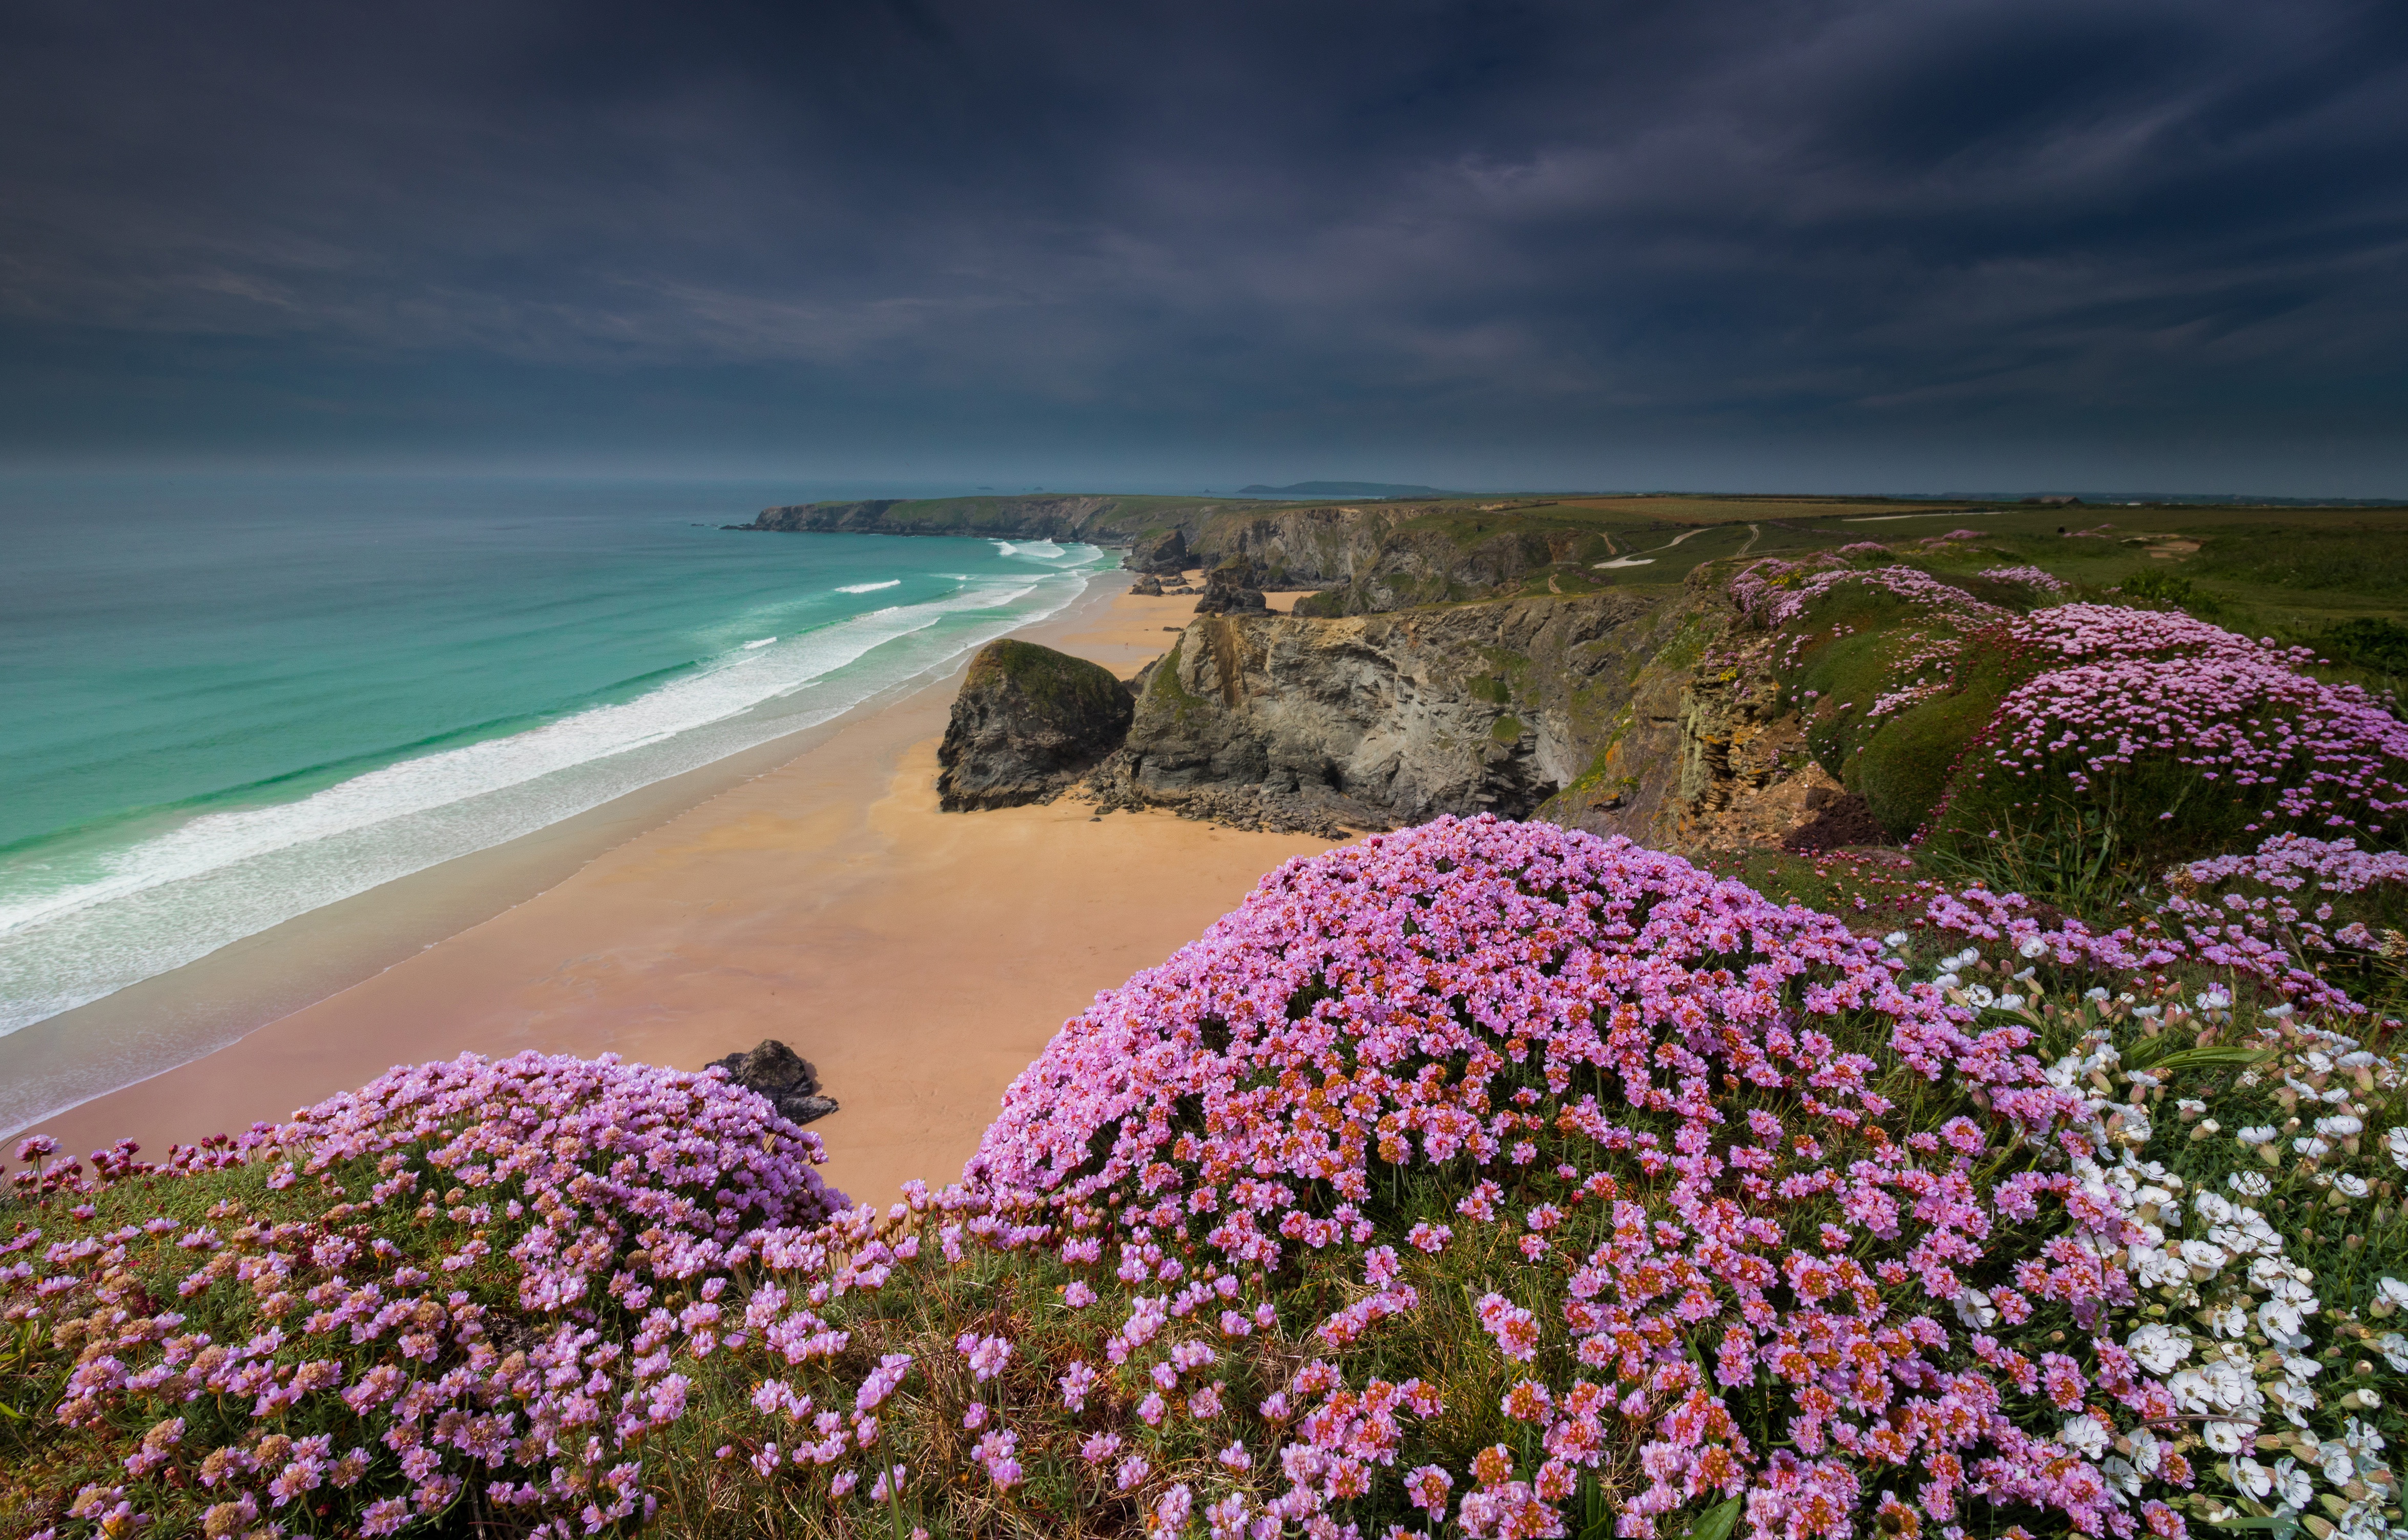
[[737, 493, 1625, 617], [1089, 590, 1684, 833], [1087, 570, 1841, 853]]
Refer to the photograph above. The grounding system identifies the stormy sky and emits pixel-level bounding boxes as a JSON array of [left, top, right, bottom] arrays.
[[2, 1, 2403, 495]]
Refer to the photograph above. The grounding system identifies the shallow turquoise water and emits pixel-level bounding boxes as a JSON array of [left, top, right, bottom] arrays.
[[0, 474, 1110, 1036]]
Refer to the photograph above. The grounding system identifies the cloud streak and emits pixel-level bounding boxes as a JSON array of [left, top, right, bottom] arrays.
[[0, 0, 2402, 490]]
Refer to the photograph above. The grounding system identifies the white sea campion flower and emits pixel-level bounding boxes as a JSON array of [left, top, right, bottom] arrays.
[[2270, 1457, 2314, 1510], [2386, 1126, 2408, 1169], [2059, 1414, 2110, 1459], [2126, 1324, 2191, 1373], [2379, 1334, 2408, 1372], [2238, 1126, 2278, 1145], [1882, 931, 1909, 950], [2382, 1278, 2408, 1311], [2319, 1444, 2357, 1485], [1953, 1287, 1996, 1329], [2229, 1171, 2272, 1198], [2335, 1173, 2370, 1199], [2019, 936, 2050, 959], [2231, 1455, 2273, 1500], [2317, 1114, 2364, 1139]]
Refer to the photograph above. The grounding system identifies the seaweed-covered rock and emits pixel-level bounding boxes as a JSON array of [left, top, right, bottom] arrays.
[[709, 1039, 840, 1125], [937, 639, 1136, 810]]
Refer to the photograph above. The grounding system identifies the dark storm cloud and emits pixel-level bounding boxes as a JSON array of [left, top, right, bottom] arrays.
[[1, 0, 2403, 489]]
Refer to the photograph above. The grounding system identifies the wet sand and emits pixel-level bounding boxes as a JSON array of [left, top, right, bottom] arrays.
[[25, 573, 1335, 1204]]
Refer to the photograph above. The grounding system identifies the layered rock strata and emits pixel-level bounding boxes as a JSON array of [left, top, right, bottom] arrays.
[[1089, 592, 1685, 833]]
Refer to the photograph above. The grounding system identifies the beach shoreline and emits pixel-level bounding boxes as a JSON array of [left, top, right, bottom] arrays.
[[19, 570, 1334, 1205]]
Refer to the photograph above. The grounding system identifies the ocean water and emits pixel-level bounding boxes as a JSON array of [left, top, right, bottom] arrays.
[[0, 474, 1112, 1045]]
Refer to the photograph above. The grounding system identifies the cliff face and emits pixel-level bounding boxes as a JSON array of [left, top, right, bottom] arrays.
[[748, 495, 1132, 540], [735, 495, 1567, 615], [1088, 569, 1846, 853], [1530, 568, 1842, 852], [1091, 591, 1689, 831]]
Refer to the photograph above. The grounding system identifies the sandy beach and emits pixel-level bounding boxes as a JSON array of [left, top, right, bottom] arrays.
[[26, 572, 1334, 1205]]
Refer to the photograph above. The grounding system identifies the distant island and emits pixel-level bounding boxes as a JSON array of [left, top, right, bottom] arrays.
[[1235, 479, 1449, 497]]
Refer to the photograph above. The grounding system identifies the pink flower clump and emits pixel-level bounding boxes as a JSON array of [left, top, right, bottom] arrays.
[[1977, 566, 2069, 593], [1733, 561, 2008, 629], [931, 816, 2179, 1538], [1973, 645, 2408, 833], [5, 1052, 845, 1535]]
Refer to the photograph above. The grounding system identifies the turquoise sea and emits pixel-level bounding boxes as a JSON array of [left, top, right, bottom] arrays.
[[0, 474, 1112, 1050]]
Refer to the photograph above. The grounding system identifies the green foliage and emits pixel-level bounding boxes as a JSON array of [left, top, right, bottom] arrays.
[[1846, 688, 1996, 838], [1145, 639, 1207, 715], [1489, 714, 1524, 745], [2322, 619, 2408, 676], [972, 639, 1129, 714], [1774, 576, 2022, 838], [2117, 569, 2222, 616], [2191, 527, 2408, 594]]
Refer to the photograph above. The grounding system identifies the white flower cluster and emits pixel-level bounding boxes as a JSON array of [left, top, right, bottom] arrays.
[[1930, 941, 2408, 1535], [2119, 1017, 2405, 1536]]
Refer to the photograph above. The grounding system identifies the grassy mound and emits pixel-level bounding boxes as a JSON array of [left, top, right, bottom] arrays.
[[1726, 540, 2408, 908]]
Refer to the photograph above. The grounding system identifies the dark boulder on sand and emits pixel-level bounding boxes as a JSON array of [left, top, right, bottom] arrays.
[[711, 1039, 839, 1125], [937, 639, 1136, 810], [1192, 557, 1269, 615], [1125, 527, 1189, 574]]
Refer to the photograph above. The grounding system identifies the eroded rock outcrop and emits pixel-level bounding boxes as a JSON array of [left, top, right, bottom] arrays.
[[1089, 592, 1689, 832], [1082, 567, 1872, 855], [1125, 527, 1189, 574], [937, 640, 1135, 810], [710, 1039, 839, 1125], [1534, 567, 1858, 853], [1192, 558, 1269, 615]]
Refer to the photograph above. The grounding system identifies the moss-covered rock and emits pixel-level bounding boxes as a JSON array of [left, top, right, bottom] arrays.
[[936, 640, 1134, 810]]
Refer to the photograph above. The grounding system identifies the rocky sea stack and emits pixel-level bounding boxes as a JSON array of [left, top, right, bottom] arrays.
[[935, 638, 1135, 810]]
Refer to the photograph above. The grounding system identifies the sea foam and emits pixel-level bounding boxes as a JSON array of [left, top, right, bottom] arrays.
[[0, 568, 1097, 1046]]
